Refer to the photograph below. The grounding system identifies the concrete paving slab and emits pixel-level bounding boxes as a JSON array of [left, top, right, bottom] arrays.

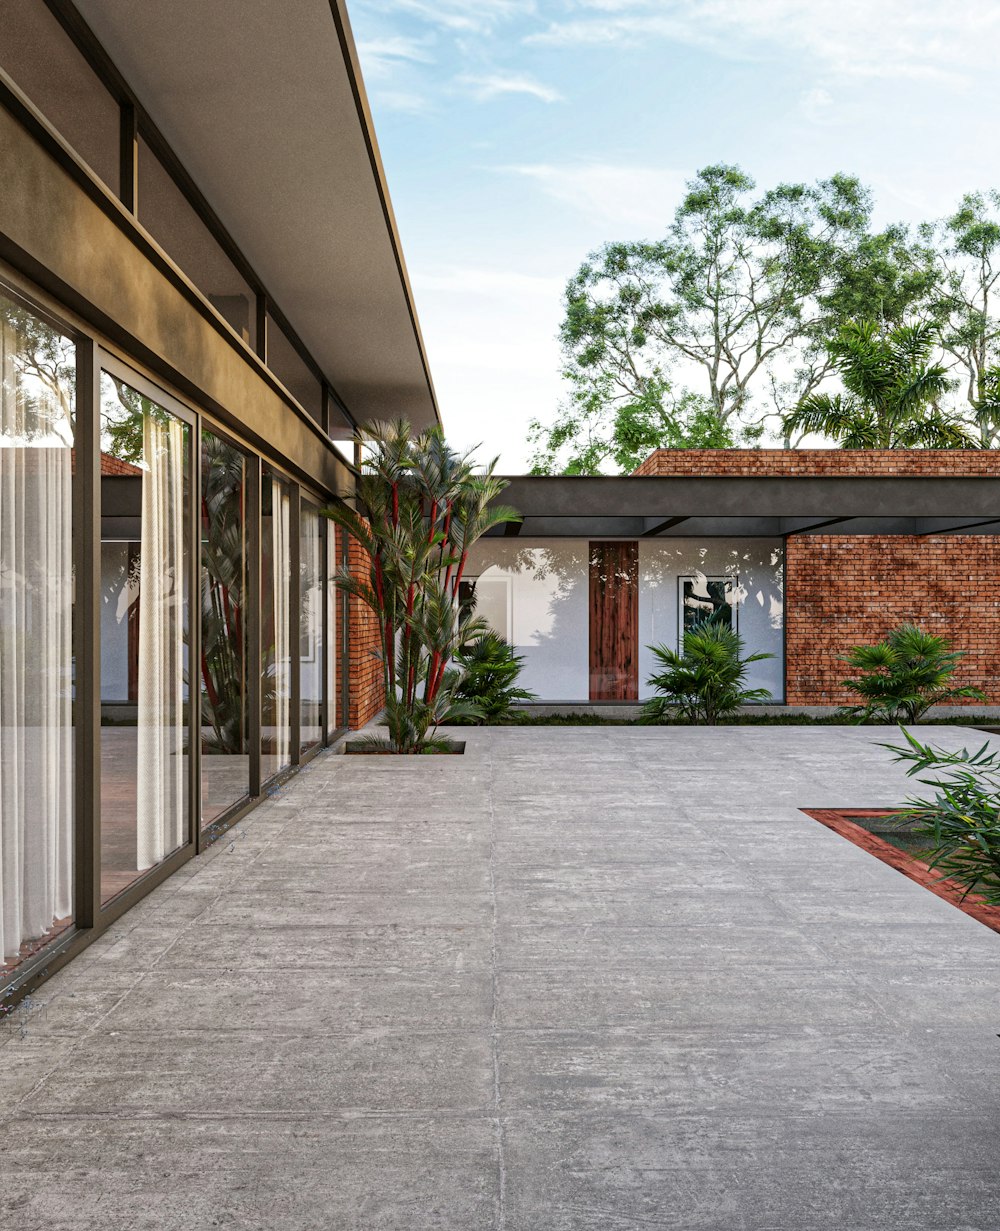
[[3, 726, 1000, 1229]]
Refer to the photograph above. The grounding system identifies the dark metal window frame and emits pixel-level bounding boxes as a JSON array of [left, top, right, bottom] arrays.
[[0, 267, 350, 1008], [14, 0, 359, 454]]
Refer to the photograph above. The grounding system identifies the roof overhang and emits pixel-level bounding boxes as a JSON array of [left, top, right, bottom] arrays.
[[489, 475, 1000, 538], [71, 0, 439, 431]]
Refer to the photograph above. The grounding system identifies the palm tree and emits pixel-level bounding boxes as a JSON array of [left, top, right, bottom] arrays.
[[783, 320, 976, 448]]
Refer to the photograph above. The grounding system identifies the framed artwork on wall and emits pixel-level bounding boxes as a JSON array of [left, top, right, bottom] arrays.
[[678, 574, 738, 642]]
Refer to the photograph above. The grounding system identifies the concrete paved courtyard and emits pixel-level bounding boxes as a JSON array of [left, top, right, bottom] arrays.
[[2, 726, 1000, 1230]]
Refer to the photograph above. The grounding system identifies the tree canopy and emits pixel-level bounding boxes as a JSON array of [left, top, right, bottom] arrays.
[[531, 165, 998, 472]]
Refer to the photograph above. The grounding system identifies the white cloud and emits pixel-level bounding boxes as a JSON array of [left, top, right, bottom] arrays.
[[410, 263, 564, 468], [356, 34, 435, 73], [800, 86, 834, 124], [528, 1, 1000, 84], [368, 0, 535, 35], [458, 72, 563, 104], [368, 89, 433, 114], [501, 162, 687, 231]]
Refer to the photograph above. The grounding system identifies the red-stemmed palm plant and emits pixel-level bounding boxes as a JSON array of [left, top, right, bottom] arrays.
[[326, 421, 521, 752]]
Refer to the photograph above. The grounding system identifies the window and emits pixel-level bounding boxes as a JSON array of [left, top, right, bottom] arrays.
[[200, 431, 250, 825], [99, 369, 191, 903], [461, 574, 512, 642], [679, 575, 737, 639], [261, 468, 292, 781], [299, 501, 324, 753], [326, 523, 342, 735], [137, 138, 256, 348], [0, 287, 76, 975], [264, 312, 323, 422]]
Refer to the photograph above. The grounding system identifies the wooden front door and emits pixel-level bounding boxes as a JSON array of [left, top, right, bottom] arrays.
[[589, 541, 638, 701]]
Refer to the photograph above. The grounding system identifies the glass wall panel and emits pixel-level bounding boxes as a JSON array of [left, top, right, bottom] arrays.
[[0, 290, 75, 977], [137, 138, 256, 348], [464, 540, 590, 701], [261, 470, 292, 780], [265, 313, 323, 422], [201, 432, 250, 825], [327, 523, 342, 736], [638, 540, 785, 701], [300, 502, 324, 753], [0, 4, 120, 193], [100, 372, 190, 903]]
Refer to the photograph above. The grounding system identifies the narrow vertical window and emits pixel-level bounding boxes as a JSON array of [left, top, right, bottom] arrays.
[[261, 469, 291, 780], [0, 290, 75, 975], [299, 501, 323, 753], [99, 373, 190, 901], [200, 431, 250, 824]]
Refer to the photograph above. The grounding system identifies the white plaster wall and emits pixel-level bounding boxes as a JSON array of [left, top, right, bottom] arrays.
[[466, 537, 784, 703], [464, 539, 590, 701], [638, 539, 784, 700]]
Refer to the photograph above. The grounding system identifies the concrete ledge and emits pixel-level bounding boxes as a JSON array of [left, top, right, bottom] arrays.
[[515, 702, 1000, 721]]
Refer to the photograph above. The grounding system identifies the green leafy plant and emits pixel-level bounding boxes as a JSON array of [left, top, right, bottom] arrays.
[[642, 621, 773, 725], [883, 728, 1000, 904], [325, 421, 520, 753], [782, 319, 974, 448], [200, 433, 248, 755], [840, 623, 985, 723], [451, 632, 535, 724]]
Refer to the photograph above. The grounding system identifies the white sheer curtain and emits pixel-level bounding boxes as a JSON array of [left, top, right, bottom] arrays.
[[271, 480, 291, 769], [136, 412, 185, 870], [0, 309, 74, 961]]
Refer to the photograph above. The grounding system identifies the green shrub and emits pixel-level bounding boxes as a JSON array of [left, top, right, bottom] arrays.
[[840, 624, 985, 723], [642, 621, 773, 725], [884, 728, 1000, 904], [452, 632, 536, 724]]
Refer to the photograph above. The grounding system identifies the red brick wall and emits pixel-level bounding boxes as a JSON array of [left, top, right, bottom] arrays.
[[633, 448, 1000, 477], [785, 535, 1000, 705], [346, 532, 385, 729]]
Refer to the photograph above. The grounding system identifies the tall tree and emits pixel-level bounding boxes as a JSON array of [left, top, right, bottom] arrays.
[[546, 165, 912, 460], [781, 319, 975, 448], [527, 373, 733, 475], [917, 191, 1000, 442]]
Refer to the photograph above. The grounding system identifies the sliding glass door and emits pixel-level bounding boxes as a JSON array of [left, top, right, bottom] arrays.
[[0, 289, 75, 976], [99, 368, 191, 903], [300, 501, 324, 754], [200, 431, 250, 824], [261, 468, 292, 781]]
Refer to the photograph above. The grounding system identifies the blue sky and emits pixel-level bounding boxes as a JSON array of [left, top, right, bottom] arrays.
[[350, 0, 1000, 469]]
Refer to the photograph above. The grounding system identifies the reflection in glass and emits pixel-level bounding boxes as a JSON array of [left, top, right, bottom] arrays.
[[300, 502, 324, 753], [0, 291, 75, 975], [100, 373, 189, 902], [201, 432, 249, 825], [261, 470, 291, 780], [326, 522, 341, 735]]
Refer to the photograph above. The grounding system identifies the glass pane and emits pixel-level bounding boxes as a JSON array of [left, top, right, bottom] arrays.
[[100, 372, 190, 903], [261, 469, 291, 780], [327, 522, 341, 736], [201, 431, 250, 825], [300, 503, 324, 753], [265, 313, 323, 421], [0, 4, 120, 193], [0, 290, 75, 977], [137, 138, 256, 348]]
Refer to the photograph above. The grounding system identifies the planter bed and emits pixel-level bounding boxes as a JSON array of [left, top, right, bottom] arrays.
[[803, 807, 1000, 935]]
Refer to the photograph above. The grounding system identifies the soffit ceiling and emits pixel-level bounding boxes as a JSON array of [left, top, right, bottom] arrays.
[[72, 0, 439, 430]]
